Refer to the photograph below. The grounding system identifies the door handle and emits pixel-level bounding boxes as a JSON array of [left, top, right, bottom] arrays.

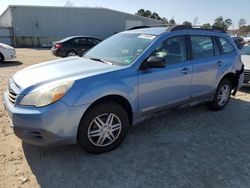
[[217, 61, 223, 67], [182, 67, 191, 74]]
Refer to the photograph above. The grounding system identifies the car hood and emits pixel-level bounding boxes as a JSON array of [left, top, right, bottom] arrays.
[[0, 43, 14, 50], [242, 55, 250, 69], [12, 56, 122, 93]]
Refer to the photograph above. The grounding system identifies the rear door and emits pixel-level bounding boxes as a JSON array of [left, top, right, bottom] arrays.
[[189, 35, 222, 98]]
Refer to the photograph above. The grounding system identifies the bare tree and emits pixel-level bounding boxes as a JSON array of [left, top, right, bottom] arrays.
[[238, 18, 246, 28], [193, 17, 199, 26], [64, 0, 74, 7]]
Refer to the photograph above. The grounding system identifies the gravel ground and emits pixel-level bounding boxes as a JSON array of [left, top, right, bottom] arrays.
[[0, 49, 250, 188]]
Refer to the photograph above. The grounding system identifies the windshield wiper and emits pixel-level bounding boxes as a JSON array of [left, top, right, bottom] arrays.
[[85, 56, 115, 65], [89, 57, 106, 63]]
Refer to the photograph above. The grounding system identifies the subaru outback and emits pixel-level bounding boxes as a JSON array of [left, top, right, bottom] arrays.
[[3, 25, 244, 153]]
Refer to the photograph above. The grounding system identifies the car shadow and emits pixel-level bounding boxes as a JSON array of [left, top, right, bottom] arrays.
[[0, 61, 23, 67], [22, 97, 250, 188]]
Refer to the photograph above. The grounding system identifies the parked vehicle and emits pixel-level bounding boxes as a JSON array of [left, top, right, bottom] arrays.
[[241, 45, 250, 85], [51, 36, 101, 57], [4, 25, 244, 154], [232, 36, 245, 49], [0, 43, 16, 62], [243, 36, 250, 44]]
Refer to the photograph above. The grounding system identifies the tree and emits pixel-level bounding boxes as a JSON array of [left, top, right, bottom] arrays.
[[136, 9, 145, 16], [161, 17, 168, 24], [238, 18, 246, 28], [183, 21, 192, 26], [238, 25, 250, 35], [201, 23, 211, 29], [144, 10, 152, 17], [64, 0, 74, 7], [135, 9, 168, 22], [193, 17, 199, 26], [150, 12, 162, 20], [213, 16, 232, 31], [169, 19, 176, 25]]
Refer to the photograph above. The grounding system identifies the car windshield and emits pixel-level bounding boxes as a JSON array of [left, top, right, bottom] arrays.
[[84, 33, 156, 66], [241, 45, 250, 55]]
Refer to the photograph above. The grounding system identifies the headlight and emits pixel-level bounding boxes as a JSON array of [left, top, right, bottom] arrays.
[[19, 80, 74, 107]]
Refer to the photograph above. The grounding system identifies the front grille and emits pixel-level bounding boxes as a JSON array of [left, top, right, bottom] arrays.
[[244, 69, 250, 83], [7, 87, 17, 105]]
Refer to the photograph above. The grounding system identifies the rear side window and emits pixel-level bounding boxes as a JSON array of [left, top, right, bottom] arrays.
[[218, 38, 235, 54], [72, 38, 87, 45], [88, 38, 100, 45], [191, 36, 214, 60]]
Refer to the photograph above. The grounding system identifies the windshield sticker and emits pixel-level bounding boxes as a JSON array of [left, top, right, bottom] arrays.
[[138, 34, 156, 40]]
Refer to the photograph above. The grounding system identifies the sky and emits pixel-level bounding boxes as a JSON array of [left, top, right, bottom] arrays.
[[0, 0, 249, 29]]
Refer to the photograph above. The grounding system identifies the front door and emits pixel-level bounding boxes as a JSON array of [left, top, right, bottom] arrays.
[[138, 35, 192, 113]]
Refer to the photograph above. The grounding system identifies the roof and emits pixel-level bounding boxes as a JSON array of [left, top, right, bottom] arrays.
[[0, 5, 162, 23], [57, 36, 101, 42], [126, 25, 228, 36]]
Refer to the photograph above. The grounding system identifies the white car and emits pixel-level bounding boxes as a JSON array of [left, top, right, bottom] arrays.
[[241, 45, 250, 86], [243, 37, 250, 43], [0, 43, 16, 62]]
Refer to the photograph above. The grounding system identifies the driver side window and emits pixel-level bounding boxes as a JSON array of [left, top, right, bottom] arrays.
[[151, 36, 187, 65]]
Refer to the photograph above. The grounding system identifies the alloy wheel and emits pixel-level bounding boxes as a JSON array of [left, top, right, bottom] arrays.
[[217, 85, 230, 106], [87, 113, 122, 147]]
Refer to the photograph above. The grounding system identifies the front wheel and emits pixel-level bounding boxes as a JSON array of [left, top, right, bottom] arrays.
[[0, 53, 4, 62], [77, 101, 129, 154], [207, 78, 232, 111]]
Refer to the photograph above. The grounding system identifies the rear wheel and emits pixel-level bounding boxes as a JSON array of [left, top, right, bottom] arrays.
[[67, 51, 76, 57], [207, 78, 232, 111], [77, 101, 129, 154]]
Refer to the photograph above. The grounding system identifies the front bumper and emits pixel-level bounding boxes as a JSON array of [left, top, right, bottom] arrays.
[[3, 91, 89, 146], [3, 49, 16, 60]]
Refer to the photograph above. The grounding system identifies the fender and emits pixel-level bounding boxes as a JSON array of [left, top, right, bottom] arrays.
[[62, 72, 138, 113]]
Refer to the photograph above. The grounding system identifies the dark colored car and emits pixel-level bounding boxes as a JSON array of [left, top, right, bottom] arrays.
[[232, 36, 245, 49], [51, 36, 101, 57]]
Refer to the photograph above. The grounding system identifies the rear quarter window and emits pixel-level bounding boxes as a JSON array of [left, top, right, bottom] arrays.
[[219, 37, 235, 54]]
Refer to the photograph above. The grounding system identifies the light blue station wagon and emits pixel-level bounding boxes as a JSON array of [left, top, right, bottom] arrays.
[[4, 25, 244, 153]]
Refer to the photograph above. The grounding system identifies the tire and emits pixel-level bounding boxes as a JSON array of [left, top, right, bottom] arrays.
[[207, 78, 232, 111], [77, 101, 129, 154], [67, 51, 76, 57], [0, 53, 4, 62]]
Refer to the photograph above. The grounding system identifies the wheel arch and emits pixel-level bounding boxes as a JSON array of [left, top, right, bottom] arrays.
[[221, 72, 237, 89], [81, 94, 134, 126], [0, 52, 4, 61]]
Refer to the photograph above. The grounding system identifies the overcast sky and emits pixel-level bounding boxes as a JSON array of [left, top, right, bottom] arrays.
[[1, 0, 249, 29]]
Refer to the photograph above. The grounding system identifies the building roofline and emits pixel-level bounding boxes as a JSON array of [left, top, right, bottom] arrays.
[[0, 5, 11, 17], [1, 5, 162, 23]]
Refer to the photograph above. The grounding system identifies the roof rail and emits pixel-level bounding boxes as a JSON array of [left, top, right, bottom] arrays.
[[211, 26, 226, 33], [128, 24, 227, 33], [166, 25, 192, 31], [128, 24, 174, 30], [128, 26, 151, 30]]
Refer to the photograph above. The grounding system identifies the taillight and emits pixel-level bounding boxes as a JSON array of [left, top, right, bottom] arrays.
[[55, 43, 62, 48]]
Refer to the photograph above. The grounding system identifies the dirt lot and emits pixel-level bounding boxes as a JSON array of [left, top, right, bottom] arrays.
[[0, 48, 250, 188]]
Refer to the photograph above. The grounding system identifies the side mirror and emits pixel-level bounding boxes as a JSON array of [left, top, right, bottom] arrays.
[[147, 56, 166, 68]]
